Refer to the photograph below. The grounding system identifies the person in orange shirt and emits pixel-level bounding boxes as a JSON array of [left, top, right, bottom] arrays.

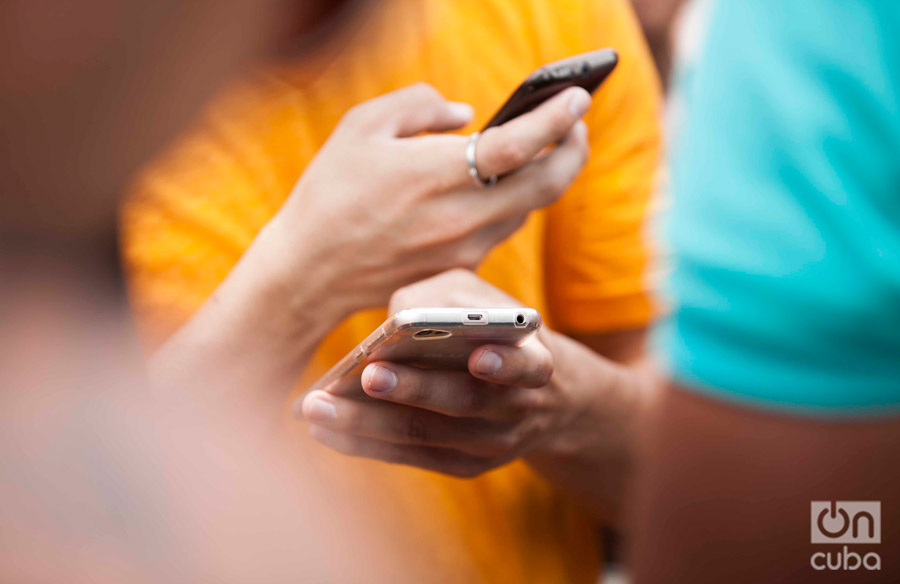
[[123, 0, 661, 581]]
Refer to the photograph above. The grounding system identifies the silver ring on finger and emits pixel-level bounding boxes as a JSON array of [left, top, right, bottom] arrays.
[[465, 131, 498, 188]]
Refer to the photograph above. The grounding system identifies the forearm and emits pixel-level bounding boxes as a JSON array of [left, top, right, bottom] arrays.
[[148, 219, 349, 416], [632, 384, 900, 583], [526, 329, 658, 522]]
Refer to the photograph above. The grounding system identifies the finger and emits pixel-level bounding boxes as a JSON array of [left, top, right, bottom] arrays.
[[488, 120, 589, 215], [302, 390, 514, 456], [468, 337, 554, 388], [361, 362, 519, 418], [291, 372, 365, 417], [452, 121, 587, 229], [474, 86, 591, 177], [309, 425, 499, 478], [348, 83, 473, 137], [326, 372, 364, 397]]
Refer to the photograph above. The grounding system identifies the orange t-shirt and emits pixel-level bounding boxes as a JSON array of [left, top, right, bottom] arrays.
[[122, 0, 661, 581]]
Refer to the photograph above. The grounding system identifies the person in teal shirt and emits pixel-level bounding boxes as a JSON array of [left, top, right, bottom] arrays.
[[633, 2, 900, 581], [659, 0, 900, 413]]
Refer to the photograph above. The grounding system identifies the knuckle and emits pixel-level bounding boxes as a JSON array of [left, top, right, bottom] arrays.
[[509, 389, 548, 417], [403, 412, 428, 443], [389, 286, 413, 309], [425, 138, 470, 190], [411, 213, 474, 253], [528, 389, 551, 413], [457, 387, 488, 416], [495, 420, 539, 455], [537, 170, 569, 204], [492, 138, 529, 169], [442, 267, 475, 282], [421, 165, 459, 194], [514, 418, 542, 444], [532, 360, 554, 387], [548, 107, 573, 132], [453, 245, 485, 271], [405, 375, 432, 405], [339, 407, 362, 433], [484, 432, 518, 456], [340, 103, 369, 127], [407, 82, 440, 100], [436, 213, 477, 244]]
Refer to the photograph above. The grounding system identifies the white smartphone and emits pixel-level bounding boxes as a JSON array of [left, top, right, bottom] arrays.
[[308, 307, 542, 396]]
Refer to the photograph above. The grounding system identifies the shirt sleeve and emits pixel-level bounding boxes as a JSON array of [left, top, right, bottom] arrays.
[[543, 0, 663, 334], [655, 1, 900, 415], [121, 83, 291, 349]]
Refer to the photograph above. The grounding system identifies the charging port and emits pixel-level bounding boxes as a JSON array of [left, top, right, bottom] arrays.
[[464, 312, 487, 325]]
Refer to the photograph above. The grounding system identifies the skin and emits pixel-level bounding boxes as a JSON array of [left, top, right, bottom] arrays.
[[631, 386, 900, 583], [630, 0, 686, 88], [151, 82, 593, 411], [299, 269, 654, 521]]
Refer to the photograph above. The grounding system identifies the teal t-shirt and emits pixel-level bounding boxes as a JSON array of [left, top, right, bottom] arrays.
[[656, 1, 900, 415]]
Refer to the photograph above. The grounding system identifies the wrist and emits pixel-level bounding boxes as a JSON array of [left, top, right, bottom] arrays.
[[246, 214, 353, 335]]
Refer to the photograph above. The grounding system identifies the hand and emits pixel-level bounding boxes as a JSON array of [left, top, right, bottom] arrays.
[[146, 86, 590, 410], [258, 82, 591, 320], [298, 270, 581, 478]]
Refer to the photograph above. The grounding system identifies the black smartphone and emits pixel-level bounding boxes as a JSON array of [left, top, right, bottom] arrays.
[[482, 48, 618, 130]]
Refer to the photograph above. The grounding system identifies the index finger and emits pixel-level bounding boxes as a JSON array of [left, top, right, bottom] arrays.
[[474, 86, 591, 178]]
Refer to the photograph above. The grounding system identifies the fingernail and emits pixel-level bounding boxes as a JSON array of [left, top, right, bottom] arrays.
[[447, 102, 474, 122], [567, 89, 591, 119], [474, 350, 503, 376], [366, 365, 398, 394], [305, 395, 337, 422]]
